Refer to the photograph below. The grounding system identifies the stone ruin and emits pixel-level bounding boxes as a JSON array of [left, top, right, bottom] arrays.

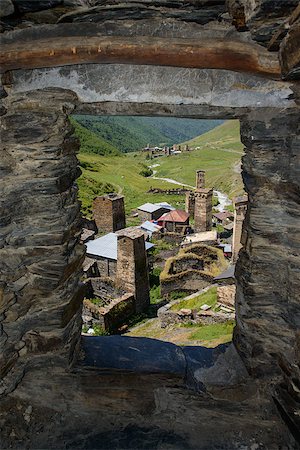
[[160, 244, 228, 296], [83, 228, 150, 330], [0, 0, 299, 448]]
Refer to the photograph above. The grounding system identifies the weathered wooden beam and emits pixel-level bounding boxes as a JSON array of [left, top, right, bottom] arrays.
[[0, 32, 280, 78]]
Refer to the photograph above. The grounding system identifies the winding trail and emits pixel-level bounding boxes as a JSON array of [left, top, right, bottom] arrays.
[[149, 165, 232, 212]]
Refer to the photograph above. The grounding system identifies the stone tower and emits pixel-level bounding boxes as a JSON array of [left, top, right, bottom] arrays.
[[185, 191, 195, 218], [194, 189, 213, 232], [93, 193, 126, 233], [116, 228, 150, 313], [232, 195, 248, 262], [193, 170, 213, 232], [196, 170, 205, 189]]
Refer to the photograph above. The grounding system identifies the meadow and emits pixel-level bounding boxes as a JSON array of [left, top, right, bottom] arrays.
[[78, 120, 244, 218]]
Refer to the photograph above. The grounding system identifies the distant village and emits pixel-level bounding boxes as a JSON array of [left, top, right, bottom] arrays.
[[80, 169, 248, 336], [143, 143, 193, 158]]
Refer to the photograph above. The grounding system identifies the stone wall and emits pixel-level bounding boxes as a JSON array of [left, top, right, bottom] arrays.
[[83, 293, 135, 332], [0, 89, 84, 395], [160, 244, 228, 296], [88, 277, 125, 302], [161, 271, 213, 296], [93, 194, 125, 233], [116, 228, 150, 313], [158, 305, 234, 328], [95, 257, 117, 279], [217, 285, 236, 308]]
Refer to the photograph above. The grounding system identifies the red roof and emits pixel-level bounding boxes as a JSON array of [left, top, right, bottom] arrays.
[[158, 209, 189, 223]]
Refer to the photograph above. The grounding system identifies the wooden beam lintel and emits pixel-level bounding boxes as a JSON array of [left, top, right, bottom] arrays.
[[0, 35, 281, 78]]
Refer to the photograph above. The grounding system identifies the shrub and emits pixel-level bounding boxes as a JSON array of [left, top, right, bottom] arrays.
[[139, 167, 153, 177], [93, 324, 109, 336]]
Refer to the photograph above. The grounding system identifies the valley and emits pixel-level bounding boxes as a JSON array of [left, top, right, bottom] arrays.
[[77, 119, 244, 218]]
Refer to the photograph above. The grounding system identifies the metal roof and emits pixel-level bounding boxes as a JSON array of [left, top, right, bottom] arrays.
[[158, 209, 189, 223], [140, 221, 162, 233], [86, 232, 154, 260], [138, 202, 174, 213], [214, 265, 235, 280], [154, 202, 175, 210], [138, 203, 164, 213]]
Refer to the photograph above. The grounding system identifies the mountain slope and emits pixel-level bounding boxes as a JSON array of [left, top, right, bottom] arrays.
[[70, 117, 121, 156], [77, 120, 244, 218], [72, 115, 224, 153], [151, 120, 244, 197]]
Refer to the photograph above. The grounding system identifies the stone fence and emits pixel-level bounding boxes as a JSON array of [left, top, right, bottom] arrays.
[[158, 303, 234, 328], [160, 244, 227, 296], [147, 187, 190, 195]]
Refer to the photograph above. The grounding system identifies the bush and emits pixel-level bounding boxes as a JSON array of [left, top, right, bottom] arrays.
[[82, 324, 89, 333], [139, 167, 153, 177], [169, 291, 187, 301], [93, 324, 109, 336]]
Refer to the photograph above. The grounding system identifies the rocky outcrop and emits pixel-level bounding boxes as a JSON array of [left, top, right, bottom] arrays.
[[0, 89, 84, 395], [234, 112, 300, 430], [0, 0, 14, 17]]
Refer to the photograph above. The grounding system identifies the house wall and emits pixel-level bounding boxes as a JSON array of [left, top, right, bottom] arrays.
[[194, 189, 213, 232], [93, 195, 125, 233]]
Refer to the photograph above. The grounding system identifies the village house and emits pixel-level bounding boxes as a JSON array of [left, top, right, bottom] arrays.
[[139, 220, 162, 239], [84, 231, 154, 279], [137, 202, 174, 222], [181, 230, 218, 247], [157, 209, 190, 233], [213, 211, 234, 226]]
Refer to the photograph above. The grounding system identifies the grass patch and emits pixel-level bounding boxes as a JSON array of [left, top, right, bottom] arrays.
[[152, 239, 177, 255], [93, 324, 109, 336], [187, 320, 235, 342], [170, 287, 217, 312], [89, 297, 106, 307], [169, 291, 188, 301]]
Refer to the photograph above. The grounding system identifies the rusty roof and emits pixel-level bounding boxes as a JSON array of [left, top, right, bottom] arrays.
[[158, 210, 189, 223]]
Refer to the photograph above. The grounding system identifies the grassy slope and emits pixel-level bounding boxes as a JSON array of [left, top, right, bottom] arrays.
[[73, 115, 223, 153], [78, 120, 244, 217], [78, 153, 187, 218], [153, 120, 244, 197], [70, 117, 120, 156]]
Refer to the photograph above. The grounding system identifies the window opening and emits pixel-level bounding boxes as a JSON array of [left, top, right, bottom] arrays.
[[75, 115, 246, 348]]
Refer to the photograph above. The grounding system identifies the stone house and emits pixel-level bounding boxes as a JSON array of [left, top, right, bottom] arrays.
[[137, 202, 174, 222], [85, 232, 154, 279], [157, 209, 190, 233], [213, 211, 234, 226]]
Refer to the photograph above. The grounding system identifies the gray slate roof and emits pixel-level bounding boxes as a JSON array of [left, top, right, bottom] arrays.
[[86, 232, 154, 260]]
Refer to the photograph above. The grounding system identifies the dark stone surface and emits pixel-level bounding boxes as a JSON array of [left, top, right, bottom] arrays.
[[81, 335, 187, 376], [12, 0, 63, 14]]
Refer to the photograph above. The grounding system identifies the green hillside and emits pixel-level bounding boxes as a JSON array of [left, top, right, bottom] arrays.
[[70, 117, 120, 156], [77, 120, 244, 218], [78, 153, 187, 218], [72, 115, 223, 153], [152, 120, 244, 197]]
